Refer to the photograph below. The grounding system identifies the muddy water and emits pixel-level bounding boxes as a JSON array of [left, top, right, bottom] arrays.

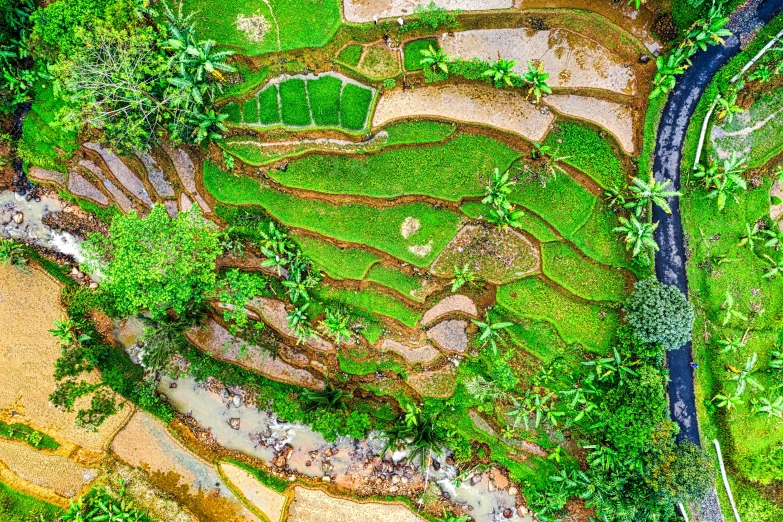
[[0, 191, 84, 261], [155, 375, 530, 521], [517, 0, 661, 54]]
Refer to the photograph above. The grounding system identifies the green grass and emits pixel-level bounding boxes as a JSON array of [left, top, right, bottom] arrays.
[[543, 122, 626, 189], [708, 87, 783, 169], [338, 44, 364, 66], [258, 84, 281, 124], [0, 421, 60, 450], [340, 83, 374, 131], [459, 201, 559, 242], [569, 203, 635, 270], [271, 133, 518, 201], [180, 0, 341, 56], [203, 162, 464, 266], [384, 121, 456, 145], [337, 351, 408, 378], [315, 286, 421, 327], [224, 102, 242, 123], [296, 235, 379, 280], [18, 83, 78, 172], [365, 264, 425, 302], [497, 277, 619, 352], [540, 242, 629, 302], [0, 480, 62, 522], [508, 168, 597, 237], [218, 65, 269, 102], [307, 75, 342, 127], [242, 97, 259, 123], [279, 78, 311, 126], [220, 458, 289, 493], [403, 38, 437, 71]]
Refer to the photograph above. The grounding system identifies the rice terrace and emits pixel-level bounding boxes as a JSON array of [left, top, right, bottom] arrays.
[[1, 0, 783, 521]]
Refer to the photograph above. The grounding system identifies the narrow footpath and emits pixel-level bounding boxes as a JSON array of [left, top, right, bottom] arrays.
[[653, 0, 783, 446]]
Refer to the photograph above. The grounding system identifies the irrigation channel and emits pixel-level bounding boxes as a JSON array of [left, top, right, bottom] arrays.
[[652, 0, 783, 445]]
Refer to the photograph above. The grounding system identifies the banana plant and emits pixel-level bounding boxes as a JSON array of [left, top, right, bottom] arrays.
[[451, 263, 479, 292], [286, 303, 312, 344], [762, 254, 783, 279], [715, 92, 744, 123], [614, 216, 659, 257], [483, 58, 521, 86], [762, 226, 783, 248], [713, 393, 744, 410], [716, 334, 746, 354], [720, 292, 748, 326], [753, 396, 783, 419], [522, 60, 552, 102], [627, 176, 681, 215], [419, 45, 454, 74], [726, 352, 764, 397]]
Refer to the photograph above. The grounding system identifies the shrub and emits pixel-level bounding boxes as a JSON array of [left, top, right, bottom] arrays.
[[624, 278, 694, 350], [649, 441, 716, 504]]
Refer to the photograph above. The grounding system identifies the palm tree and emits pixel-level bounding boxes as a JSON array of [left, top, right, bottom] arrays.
[[614, 216, 659, 257], [713, 393, 743, 410], [694, 153, 747, 210], [451, 263, 479, 292], [627, 176, 681, 215], [487, 204, 524, 230], [471, 313, 513, 355], [419, 45, 454, 74], [753, 396, 783, 419], [318, 307, 352, 344], [522, 60, 552, 102], [483, 58, 521, 86], [482, 168, 515, 208]]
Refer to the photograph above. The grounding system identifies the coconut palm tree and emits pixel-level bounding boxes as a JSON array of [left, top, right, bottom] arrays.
[[627, 176, 681, 215], [483, 58, 521, 86], [614, 216, 659, 257], [419, 44, 454, 74], [522, 60, 552, 102]]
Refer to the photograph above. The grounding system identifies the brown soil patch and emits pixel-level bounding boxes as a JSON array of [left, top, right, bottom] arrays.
[[545, 94, 635, 153], [186, 318, 324, 390], [372, 84, 553, 141], [357, 44, 401, 79], [0, 439, 98, 497], [112, 411, 260, 522], [219, 462, 287, 522], [237, 13, 271, 43], [406, 366, 457, 399], [379, 338, 440, 365], [0, 265, 132, 452], [440, 28, 636, 95], [287, 485, 424, 522], [247, 297, 335, 353], [426, 320, 469, 353], [421, 295, 477, 325], [430, 225, 539, 284], [400, 216, 420, 239], [343, 0, 512, 23]]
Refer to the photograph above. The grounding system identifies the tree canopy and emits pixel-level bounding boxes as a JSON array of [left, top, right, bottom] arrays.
[[624, 278, 695, 351], [85, 205, 222, 318]]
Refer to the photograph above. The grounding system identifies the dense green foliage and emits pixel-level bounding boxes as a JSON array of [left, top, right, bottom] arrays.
[[0, 420, 59, 450], [624, 279, 694, 351], [0, 480, 62, 522], [84, 205, 222, 319], [403, 38, 438, 71], [62, 487, 152, 521]]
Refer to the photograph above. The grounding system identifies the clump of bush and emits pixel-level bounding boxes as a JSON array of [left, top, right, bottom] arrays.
[[624, 278, 694, 350]]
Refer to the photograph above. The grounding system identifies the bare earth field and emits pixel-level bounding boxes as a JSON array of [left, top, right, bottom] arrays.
[[343, 0, 512, 23], [0, 265, 132, 451], [286, 485, 424, 522]]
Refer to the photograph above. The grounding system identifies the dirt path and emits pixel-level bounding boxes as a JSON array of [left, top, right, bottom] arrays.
[[0, 265, 132, 452], [219, 462, 288, 522], [286, 485, 424, 522]]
